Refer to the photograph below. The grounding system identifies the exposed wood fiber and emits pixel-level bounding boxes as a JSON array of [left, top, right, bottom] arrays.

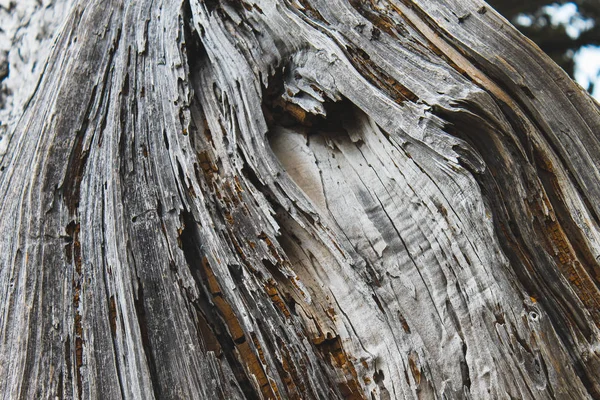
[[1, 0, 600, 399]]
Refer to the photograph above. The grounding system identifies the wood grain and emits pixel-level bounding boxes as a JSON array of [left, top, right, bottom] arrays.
[[1, 0, 600, 398]]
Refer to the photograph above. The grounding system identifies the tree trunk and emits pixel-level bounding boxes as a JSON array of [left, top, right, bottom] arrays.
[[2, 0, 600, 398]]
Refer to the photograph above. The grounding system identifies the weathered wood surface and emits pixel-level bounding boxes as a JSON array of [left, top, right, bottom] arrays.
[[2, 0, 600, 398], [0, 0, 75, 157]]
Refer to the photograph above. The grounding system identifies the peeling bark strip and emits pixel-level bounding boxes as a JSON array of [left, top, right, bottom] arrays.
[[2, 0, 600, 398]]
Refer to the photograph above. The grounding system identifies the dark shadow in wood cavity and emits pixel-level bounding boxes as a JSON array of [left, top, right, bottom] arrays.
[[261, 68, 371, 400], [132, 278, 162, 398], [178, 208, 261, 400]]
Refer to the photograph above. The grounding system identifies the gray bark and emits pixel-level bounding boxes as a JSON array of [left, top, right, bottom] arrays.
[[1, 0, 600, 399]]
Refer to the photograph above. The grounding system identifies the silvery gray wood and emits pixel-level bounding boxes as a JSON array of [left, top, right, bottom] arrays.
[[0, 0, 76, 157], [1, 0, 600, 399]]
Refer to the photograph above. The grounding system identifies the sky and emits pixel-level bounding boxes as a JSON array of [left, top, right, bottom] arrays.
[[548, 3, 600, 98], [517, 3, 600, 99]]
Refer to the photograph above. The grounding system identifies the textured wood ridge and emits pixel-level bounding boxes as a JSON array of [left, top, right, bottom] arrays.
[[0, 0, 76, 157], [1, 0, 600, 398]]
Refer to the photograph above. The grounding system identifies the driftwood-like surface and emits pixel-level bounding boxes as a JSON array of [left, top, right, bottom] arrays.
[[0, 0, 75, 157], [2, 0, 600, 398]]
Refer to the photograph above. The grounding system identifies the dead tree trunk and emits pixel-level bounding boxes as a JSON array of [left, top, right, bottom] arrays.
[[2, 0, 600, 398]]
